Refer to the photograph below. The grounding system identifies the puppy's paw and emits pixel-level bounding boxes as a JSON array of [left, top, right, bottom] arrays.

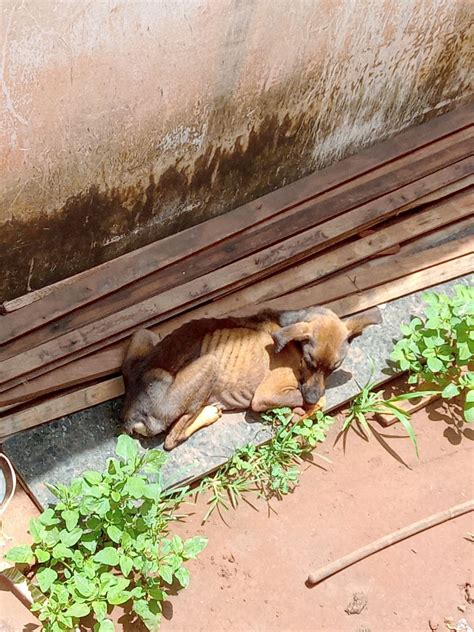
[[291, 406, 306, 423], [163, 434, 180, 451]]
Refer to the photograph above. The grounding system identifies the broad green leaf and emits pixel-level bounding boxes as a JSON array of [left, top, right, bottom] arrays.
[[131, 585, 146, 599], [93, 547, 120, 566], [83, 470, 102, 485], [465, 391, 474, 423], [427, 357, 443, 373], [38, 508, 60, 526], [441, 383, 460, 399], [4, 545, 35, 564], [29, 518, 47, 544], [42, 527, 61, 548], [106, 525, 122, 544], [101, 574, 129, 594], [92, 600, 108, 620], [52, 543, 73, 559], [175, 566, 190, 589], [159, 565, 173, 584], [44, 482, 69, 502], [35, 548, 50, 563], [107, 589, 132, 605], [62, 509, 79, 531], [119, 555, 133, 577], [143, 450, 167, 474], [183, 536, 208, 559], [87, 497, 111, 516], [60, 527, 83, 547], [170, 535, 184, 554], [81, 531, 99, 554], [87, 516, 103, 530], [36, 567, 58, 593], [143, 483, 162, 499], [147, 585, 165, 601], [464, 404, 474, 423], [74, 573, 96, 598], [133, 599, 161, 632], [56, 615, 73, 630], [66, 602, 91, 618], [70, 478, 84, 496], [73, 549, 85, 567], [115, 435, 139, 461], [123, 476, 148, 499]]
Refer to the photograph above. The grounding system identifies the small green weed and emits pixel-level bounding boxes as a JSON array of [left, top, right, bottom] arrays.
[[342, 375, 439, 457], [5, 436, 207, 632], [197, 408, 334, 522], [391, 284, 474, 422]]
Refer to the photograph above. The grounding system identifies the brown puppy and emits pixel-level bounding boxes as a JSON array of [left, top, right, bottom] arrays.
[[122, 306, 381, 449]]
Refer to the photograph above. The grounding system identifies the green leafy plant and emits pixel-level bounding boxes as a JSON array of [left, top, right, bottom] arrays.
[[5, 436, 207, 632], [391, 284, 474, 422], [197, 408, 334, 522], [342, 375, 440, 456]]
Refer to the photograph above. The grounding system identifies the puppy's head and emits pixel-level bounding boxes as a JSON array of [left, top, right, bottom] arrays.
[[272, 306, 381, 405], [121, 329, 171, 438]]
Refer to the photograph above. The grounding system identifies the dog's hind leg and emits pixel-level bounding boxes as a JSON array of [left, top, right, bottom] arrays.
[[164, 405, 222, 450], [162, 355, 221, 450]]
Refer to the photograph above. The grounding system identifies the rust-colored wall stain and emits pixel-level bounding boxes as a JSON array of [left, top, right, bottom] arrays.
[[0, 0, 472, 301]]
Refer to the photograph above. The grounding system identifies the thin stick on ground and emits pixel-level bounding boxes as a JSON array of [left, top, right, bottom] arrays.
[[306, 499, 474, 586]]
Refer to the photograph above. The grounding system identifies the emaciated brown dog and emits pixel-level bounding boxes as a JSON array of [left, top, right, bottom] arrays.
[[122, 306, 381, 449]]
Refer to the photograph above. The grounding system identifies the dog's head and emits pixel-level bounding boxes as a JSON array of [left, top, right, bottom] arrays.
[[272, 306, 381, 405], [121, 329, 171, 438]]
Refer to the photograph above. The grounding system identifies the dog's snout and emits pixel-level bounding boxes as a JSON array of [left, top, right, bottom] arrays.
[[301, 375, 325, 405], [302, 386, 323, 405]]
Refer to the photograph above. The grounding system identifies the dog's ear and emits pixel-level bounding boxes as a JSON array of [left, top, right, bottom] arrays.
[[344, 307, 382, 341], [272, 322, 311, 352], [123, 329, 160, 375]]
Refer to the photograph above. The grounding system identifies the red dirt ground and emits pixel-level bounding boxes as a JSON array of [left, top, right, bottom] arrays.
[[1, 398, 473, 632]]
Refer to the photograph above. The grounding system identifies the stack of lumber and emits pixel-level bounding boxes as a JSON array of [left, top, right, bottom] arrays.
[[0, 104, 472, 439]]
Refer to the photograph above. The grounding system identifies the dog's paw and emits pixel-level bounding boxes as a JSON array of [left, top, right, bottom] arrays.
[[163, 434, 180, 451], [291, 406, 306, 422]]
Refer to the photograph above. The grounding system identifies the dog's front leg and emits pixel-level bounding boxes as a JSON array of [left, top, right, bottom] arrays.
[[251, 368, 304, 412]]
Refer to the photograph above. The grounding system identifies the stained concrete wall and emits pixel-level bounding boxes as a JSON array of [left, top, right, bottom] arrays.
[[0, 0, 472, 301]]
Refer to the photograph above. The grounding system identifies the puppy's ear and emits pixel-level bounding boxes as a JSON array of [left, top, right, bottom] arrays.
[[122, 329, 160, 375], [344, 307, 382, 340], [272, 322, 311, 352]]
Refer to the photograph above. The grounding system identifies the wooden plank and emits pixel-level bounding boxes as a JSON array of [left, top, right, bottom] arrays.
[[0, 190, 471, 407], [0, 377, 124, 439], [266, 227, 473, 309], [213, 172, 474, 300], [1, 254, 471, 438], [1, 117, 472, 344], [400, 212, 473, 256], [0, 156, 471, 390], [324, 253, 474, 315], [0, 347, 124, 408], [3, 133, 472, 360]]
